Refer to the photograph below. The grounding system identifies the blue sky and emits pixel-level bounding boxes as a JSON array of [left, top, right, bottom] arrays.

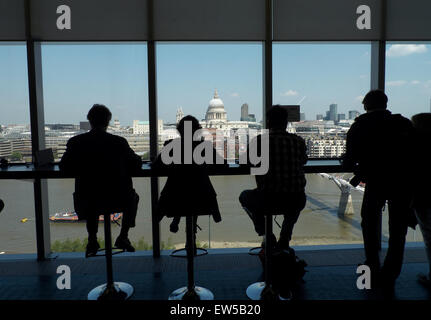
[[1, 42, 431, 126]]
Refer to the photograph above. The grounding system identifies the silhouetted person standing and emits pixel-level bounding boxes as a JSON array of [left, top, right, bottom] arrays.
[[60, 104, 142, 257], [343, 90, 415, 289], [239, 106, 307, 250], [411, 113, 431, 287]]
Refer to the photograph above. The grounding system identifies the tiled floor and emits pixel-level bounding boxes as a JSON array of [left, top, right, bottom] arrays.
[[0, 246, 430, 300]]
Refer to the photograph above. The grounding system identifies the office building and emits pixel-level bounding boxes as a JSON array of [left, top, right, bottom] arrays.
[[79, 121, 91, 131], [329, 104, 337, 121], [300, 113, 306, 121], [240, 103, 249, 121], [348, 110, 361, 120], [337, 113, 345, 122]]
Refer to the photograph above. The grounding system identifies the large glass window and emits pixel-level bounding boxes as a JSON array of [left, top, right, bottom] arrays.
[[156, 43, 264, 248], [40, 43, 151, 251], [385, 43, 431, 117], [296, 172, 421, 246], [0, 43, 35, 254], [271, 44, 371, 247], [273, 43, 371, 159], [385, 42, 431, 244], [0, 43, 31, 163], [156, 43, 263, 130], [0, 180, 36, 254], [48, 178, 154, 253], [295, 173, 364, 246], [41, 43, 149, 161]]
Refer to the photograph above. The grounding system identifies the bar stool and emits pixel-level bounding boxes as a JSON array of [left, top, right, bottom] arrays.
[[87, 212, 134, 300], [168, 215, 214, 300], [246, 210, 292, 301]]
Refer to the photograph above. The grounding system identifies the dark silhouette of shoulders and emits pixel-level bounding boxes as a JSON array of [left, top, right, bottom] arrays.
[[344, 109, 414, 189], [65, 130, 130, 153], [60, 130, 142, 176]]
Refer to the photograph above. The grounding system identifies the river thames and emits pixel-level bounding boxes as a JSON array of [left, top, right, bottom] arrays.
[[0, 173, 421, 254]]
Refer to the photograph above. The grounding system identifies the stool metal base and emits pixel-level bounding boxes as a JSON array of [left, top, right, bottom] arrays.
[[170, 247, 208, 258], [169, 286, 214, 301], [88, 282, 134, 300], [246, 282, 292, 300], [246, 282, 266, 300], [248, 246, 263, 256]]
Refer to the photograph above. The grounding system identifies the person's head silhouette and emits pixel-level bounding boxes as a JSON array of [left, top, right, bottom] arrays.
[[87, 104, 112, 130], [412, 113, 431, 134], [177, 115, 201, 137], [362, 90, 388, 112], [267, 105, 288, 130]]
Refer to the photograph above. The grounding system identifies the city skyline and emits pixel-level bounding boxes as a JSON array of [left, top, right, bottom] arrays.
[[2, 43, 431, 126]]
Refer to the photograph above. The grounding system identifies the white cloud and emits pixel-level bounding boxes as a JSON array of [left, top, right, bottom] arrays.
[[386, 80, 407, 87], [386, 44, 428, 57], [359, 75, 367, 79], [281, 90, 298, 96], [230, 92, 239, 97], [355, 95, 364, 102], [411, 80, 421, 85]]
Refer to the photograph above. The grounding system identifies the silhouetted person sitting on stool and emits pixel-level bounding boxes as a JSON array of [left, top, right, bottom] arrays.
[[343, 90, 415, 291], [239, 106, 307, 251], [153, 116, 224, 243], [60, 104, 142, 257], [153, 115, 225, 300], [411, 113, 431, 287]]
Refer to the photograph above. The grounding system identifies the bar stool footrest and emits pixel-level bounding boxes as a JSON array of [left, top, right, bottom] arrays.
[[170, 247, 208, 258], [248, 246, 262, 256], [86, 247, 125, 258]]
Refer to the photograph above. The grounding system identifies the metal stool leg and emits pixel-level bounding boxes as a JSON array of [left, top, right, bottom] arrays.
[[187, 216, 195, 292], [247, 214, 273, 300], [170, 216, 208, 258], [88, 213, 134, 300], [265, 214, 272, 287], [169, 216, 214, 300], [247, 214, 290, 300]]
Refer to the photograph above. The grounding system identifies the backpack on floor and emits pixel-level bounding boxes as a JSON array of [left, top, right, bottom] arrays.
[[258, 247, 307, 290]]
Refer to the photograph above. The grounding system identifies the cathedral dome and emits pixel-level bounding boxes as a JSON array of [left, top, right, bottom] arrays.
[[208, 89, 224, 109], [205, 89, 227, 122]]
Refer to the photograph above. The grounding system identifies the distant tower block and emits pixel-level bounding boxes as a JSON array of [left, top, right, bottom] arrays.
[[176, 107, 184, 124], [329, 104, 337, 121], [241, 103, 249, 121]]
